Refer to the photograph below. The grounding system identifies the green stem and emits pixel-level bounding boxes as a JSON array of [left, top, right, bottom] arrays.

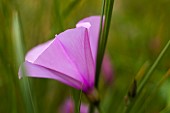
[[138, 39, 170, 94], [94, 0, 114, 112], [95, 0, 106, 89], [136, 69, 170, 113], [12, 11, 37, 113], [95, 0, 115, 89], [125, 39, 170, 113]]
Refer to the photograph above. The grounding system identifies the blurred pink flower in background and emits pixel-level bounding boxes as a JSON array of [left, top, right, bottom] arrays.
[[102, 54, 114, 85], [59, 99, 88, 113], [19, 16, 102, 93]]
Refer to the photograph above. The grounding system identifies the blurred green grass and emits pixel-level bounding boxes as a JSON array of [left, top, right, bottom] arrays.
[[0, 0, 170, 113]]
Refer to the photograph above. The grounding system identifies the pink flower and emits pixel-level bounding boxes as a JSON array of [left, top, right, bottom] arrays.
[[102, 54, 114, 85], [59, 99, 89, 113], [59, 98, 98, 113], [19, 16, 101, 93]]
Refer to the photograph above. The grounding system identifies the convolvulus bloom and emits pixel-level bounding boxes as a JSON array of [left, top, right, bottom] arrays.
[[19, 16, 110, 96]]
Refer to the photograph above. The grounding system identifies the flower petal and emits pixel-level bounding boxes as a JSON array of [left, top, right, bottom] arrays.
[[25, 32, 82, 82], [24, 27, 95, 91], [84, 30, 95, 89], [76, 16, 102, 64], [19, 61, 82, 89], [21, 17, 100, 92], [25, 39, 54, 63], [58, 27, 94, 90]]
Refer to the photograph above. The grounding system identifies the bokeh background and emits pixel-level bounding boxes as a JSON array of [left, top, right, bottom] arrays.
[[0, 0, 170, 113]]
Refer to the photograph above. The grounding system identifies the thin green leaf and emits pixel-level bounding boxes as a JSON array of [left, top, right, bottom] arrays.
[[124, 39, 170, 113], [72, 88, 82, 113], [95, 0, 106, 89], [138, 39, 170, 94], [89, 0, 114, 113], [132, 69, 170, 113], [12, 11, 37, 113], [95, 0, 114, 89]]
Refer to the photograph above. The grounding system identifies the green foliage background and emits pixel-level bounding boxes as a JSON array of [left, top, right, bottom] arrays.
[[0, 0, 170, 113]]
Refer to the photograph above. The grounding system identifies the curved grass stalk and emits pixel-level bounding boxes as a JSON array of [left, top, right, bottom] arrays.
[[12, 11, 37, 113], [125, 39, 170, 113]]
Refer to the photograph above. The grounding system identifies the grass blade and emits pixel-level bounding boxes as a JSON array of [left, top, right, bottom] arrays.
[[138, 39, 170, 94], [95, 0, 115, 88], [72, 88, 82, 113], [12, 11, 37, 113], [125, 39, 170, 113]]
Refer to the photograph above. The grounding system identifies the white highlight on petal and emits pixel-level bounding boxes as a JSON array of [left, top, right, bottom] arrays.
[[76, 22, 91, 29]]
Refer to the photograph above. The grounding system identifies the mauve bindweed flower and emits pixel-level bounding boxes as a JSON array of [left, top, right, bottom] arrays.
[[19, 16, 102, 94], [59, 99, 88, 113]]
